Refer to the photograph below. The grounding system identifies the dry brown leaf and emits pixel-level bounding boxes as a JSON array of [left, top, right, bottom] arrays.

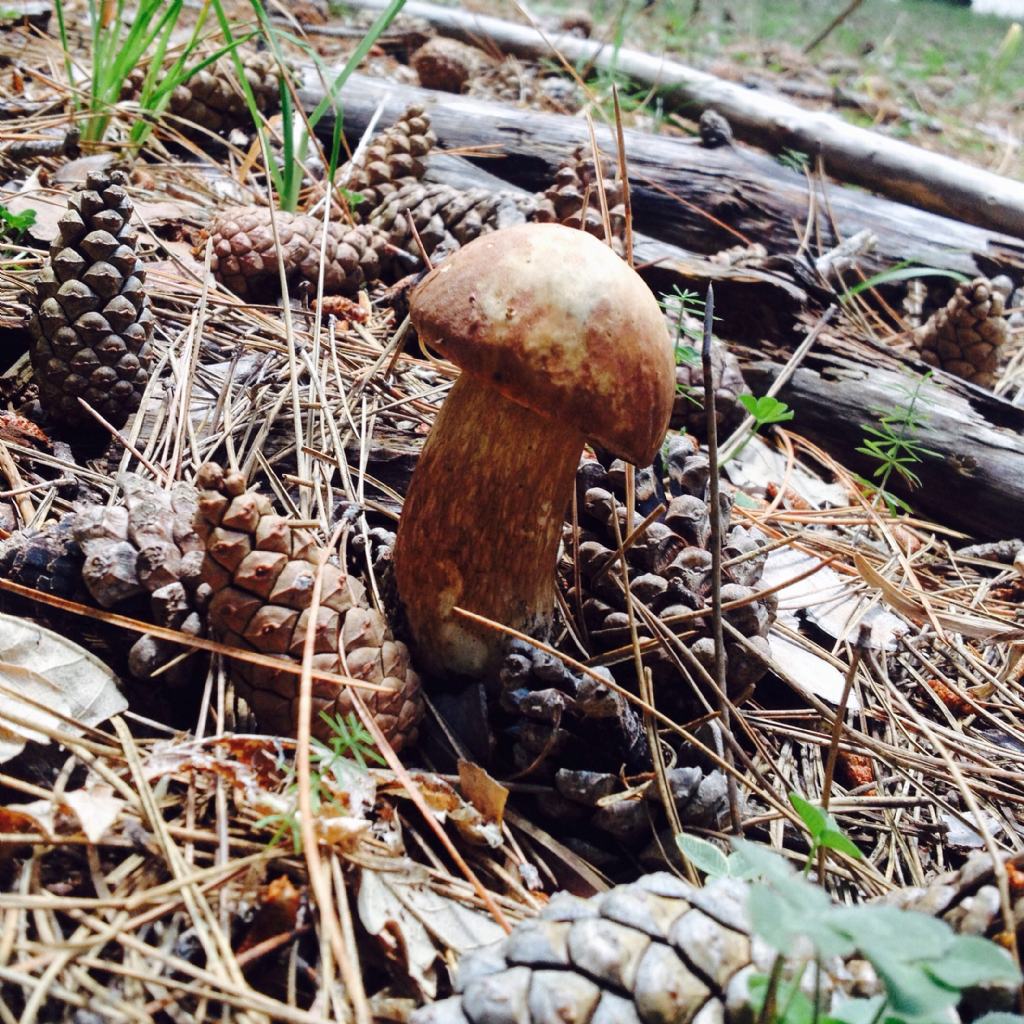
[[855, 554, 1019, 641], [0, 802, 55, 839], [0, 614, 126, 762], [357, 867, 505, 999], [457, 759, 508, 830], [378, 771, 503, 848]]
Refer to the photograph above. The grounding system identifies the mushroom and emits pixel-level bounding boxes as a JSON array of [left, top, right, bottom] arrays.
[[393, 223, 675, 678]]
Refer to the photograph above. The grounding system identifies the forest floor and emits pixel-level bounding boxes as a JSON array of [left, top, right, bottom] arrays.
[[0, 0, 1021, 1020]]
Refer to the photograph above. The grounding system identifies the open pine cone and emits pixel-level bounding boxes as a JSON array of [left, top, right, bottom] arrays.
[[369, 182, 536, 264], [123, 50, 281, 138], [914, 277, 1008, 388], [571, 439, 774, 715], [194, 463, 423, 748], [412, 852, 1022, 1024], [0, 473, 207, 684], [342, 105, 437, 211], [532, 145, 627, 256], [207, 208, 392, 300], [28, 170, 154, 428]]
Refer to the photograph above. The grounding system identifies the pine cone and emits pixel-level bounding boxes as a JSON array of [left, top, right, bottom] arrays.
[[208, 207, 392, 300], [412, 854, 1023, 1024], [670, 337, 747, 440], [194, 462, 423, 748], [28, 170, 154, 428], [73, 474, 208, 682], [123, 50, 281, 138], [532, 146, 627, 256], [467, 60, 536, 104], [412, 872, 828, 1024], [343, 105, 436, 211], [410, 37, 494, 93], [570, 439, 774, 714], [369, 182, 536, 264], [0, 514, 84, 600], [496, 638, 734, 852], [915, 277, 1008, 388], [0, 473, 207, 683]]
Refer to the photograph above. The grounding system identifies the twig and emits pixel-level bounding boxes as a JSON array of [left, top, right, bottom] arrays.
[[702, 285, 741, 835]]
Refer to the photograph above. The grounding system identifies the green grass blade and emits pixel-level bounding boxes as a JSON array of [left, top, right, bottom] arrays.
[[842, 265, 969, 301]]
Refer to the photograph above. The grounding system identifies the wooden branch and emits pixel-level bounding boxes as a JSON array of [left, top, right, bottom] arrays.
[[740, 335, 1024, 539], [302, 72, 1024, 282], [341, 0, 1024, 238]]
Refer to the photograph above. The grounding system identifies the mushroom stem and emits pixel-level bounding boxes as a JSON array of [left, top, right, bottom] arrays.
[[394, 373, 584, 678]]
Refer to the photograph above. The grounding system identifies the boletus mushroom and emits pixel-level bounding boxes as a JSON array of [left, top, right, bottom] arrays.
[[393, 222, 675, 677]]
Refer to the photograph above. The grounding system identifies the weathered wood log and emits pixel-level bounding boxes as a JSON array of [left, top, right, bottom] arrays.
[[342, 0, 1024, 239], [302, 72, 1024, 283], [741, 334, 1024, 539], [423, 155, 1024, 539], [426, 152, 817, 344]]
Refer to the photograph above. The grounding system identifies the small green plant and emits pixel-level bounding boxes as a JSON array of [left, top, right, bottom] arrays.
[[738, 840, 1021, 1024], [659, 286, 705, 402], [840, 262, 968, 302], [677, 830, 1022, 1024], [788, 793, 862, 871], [212, 0, 407, 212], [778, 148, 810, 173], [55, 0, 234, 146], [256, 710, 383, 852], [739, 393, 796, 430], [854, 371, 939, 515], [0, 203, 36, 242], [677, 792, 860, 880]]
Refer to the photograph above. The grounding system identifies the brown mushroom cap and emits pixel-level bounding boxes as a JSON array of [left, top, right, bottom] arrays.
[[409, 223, 675, 465]]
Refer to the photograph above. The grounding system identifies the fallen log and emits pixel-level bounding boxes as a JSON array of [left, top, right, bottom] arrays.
[[417, 155, 1024, 540], [342, 0, 1024, 239], [426, 152, 816, 344], [741, 334, 1024, 539], [301, 72, 1024, 283], [421, 155, 1024, 539]]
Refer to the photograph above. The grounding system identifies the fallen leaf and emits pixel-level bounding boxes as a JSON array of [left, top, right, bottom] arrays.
[[358, 866, 440, 998], [238, 875, 305, 958], [726, 435, 850, 508], [358, 866, 505, 999], [768, 631, 861, 709], [762, 546, 906, 650], [458, 760, 508, 830], [855, 554, 1018, 641], [0, 801, 55, 839], [63, 785, 124, 843], [379, 771, 503, 848], [0, 614, 127, 763]]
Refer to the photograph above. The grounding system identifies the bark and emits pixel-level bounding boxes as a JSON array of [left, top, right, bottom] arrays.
[[301, 72, 1024, 283], [740, 334, 1024, 539], [341, 0, 1024, 238]]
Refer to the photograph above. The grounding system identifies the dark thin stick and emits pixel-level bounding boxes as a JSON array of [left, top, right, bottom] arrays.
[[817, 623, 869, 881], [702, 285, 741, 835], [803, 0, 865, 53], [405, 211, 434, 271], [611, 83, 634, 267]]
